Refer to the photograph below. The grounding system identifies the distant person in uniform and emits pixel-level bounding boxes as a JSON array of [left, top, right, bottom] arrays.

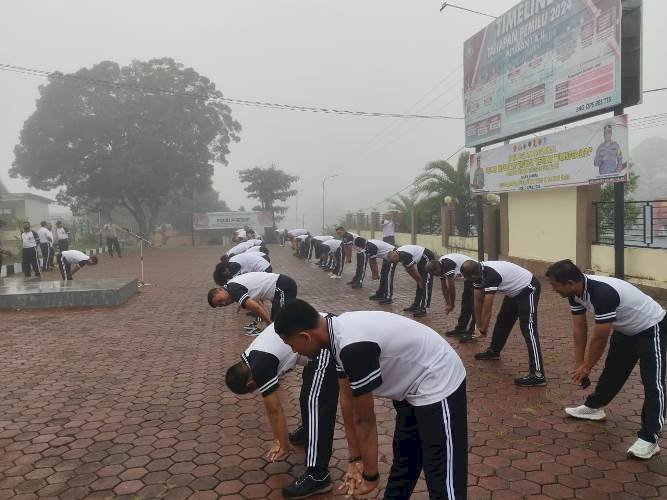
[[57, 250, 98, 281], [21, 221, 41, 278], [159, 224, 169, 247], [594, 123, 624, 176], [37, 221, 54, 271], [102, 223, 122, 257], [471, 154, 485, 190], [55, 221, 69, 251]]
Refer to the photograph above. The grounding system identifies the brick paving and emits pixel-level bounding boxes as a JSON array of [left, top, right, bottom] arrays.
[[1, 244, 666, 499]]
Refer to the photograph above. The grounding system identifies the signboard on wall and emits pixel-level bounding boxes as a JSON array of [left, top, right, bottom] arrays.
[[192, 211, 273, 230], [469, 114, 629, 193], [464, 0, 623, 147]]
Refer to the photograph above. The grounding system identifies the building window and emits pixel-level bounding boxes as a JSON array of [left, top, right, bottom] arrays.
[[0, 208, 13, 215]]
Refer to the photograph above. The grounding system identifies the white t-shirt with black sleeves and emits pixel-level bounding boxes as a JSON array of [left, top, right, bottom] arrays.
[[287, 229, 308, 237], [228, 253, 271, 276], [382, 220, 395, 237], [295, 234, 309, 242], [56, 227, 68, 240], [225, 241, 255, 257], [21, 231, 38, 249], [473, 261, 533, 297], [313, 235, 333, 242], [242, 323, 310, 397], [439, 254, 476, 279], [395, 245, 426, 268], [37, 227, 53, 244], [364, 239, 395, 260], [60, 250, 90, 267], [328, 311, 466, 406], [569, 275, 666, 335], [223, 272, 280, 306], [322, 239, 342, 254]]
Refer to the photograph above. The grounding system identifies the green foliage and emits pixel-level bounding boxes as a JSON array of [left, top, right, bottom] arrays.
[[238, 165, 298, 226], [386, 193, 420, 232], [599, 168, 642, 230], [10, 58, 241, 235], [413, 152, 473, 235]]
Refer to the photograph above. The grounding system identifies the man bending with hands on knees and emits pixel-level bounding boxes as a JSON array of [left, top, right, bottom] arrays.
[[546, 259, 666, 459], [225, 321, 338, 498], [275, 299, 468, 499]]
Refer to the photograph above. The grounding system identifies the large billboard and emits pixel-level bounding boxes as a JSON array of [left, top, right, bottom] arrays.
[[192, 211, 273, 230], [464, 0, 622, 147], [469, 114, 628, 193]]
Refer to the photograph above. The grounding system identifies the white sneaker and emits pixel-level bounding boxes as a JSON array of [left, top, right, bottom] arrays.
[[627, 438, 660, 459], [331, 275, 342, 280], [564, 405, 606, 421]]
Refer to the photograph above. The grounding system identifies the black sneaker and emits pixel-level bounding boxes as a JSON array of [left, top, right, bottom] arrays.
[[346, 280, 357, 285], [514, 373, 547, 387], [412, 308, 427, 318], [351, 283, 362, 289], [378, 298, 393, 305], [289, 426, 306, 446], [403, 304, 419, 312], [474, 348, 501, 360], [445, 328, 467, 337], [369, 294, 383, 301], [282, 470, 333, 499]]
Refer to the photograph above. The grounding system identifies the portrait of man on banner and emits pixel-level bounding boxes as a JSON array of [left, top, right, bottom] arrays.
[[594, 123, 626, 177], [470, 153, 486, 191]]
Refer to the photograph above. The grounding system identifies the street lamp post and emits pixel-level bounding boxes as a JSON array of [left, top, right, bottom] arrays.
[[322, 174, 339, 233]]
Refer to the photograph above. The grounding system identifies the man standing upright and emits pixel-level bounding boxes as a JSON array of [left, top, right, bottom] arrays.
[[102, 223, 122, 257], [461, 260, 546, 387], [37, 221, 54, 271], [382, 212, 397, 245], [55, 221, 69, 251], [21, 221, 41, 278], [546, 259, 666, 459]]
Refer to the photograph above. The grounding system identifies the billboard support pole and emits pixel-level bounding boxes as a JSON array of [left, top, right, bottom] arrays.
[[476, 145, 485, 262], [613, 106, 625, 279]]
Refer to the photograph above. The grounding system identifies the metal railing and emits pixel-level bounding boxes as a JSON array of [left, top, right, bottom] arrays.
[[447, 210, 478, 237], [593, 200, 667, 248]]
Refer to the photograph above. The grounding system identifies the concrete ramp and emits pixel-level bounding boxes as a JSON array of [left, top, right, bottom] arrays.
[[0, 277, 138, 310]]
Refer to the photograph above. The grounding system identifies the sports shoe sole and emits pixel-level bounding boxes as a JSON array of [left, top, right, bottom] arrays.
[[283, 483, 333, 499], [627, 445, 660, 460], [564, 408, 606, 421]]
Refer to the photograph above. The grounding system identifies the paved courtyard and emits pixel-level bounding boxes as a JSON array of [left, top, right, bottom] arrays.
[[1, 244, 666, 499]]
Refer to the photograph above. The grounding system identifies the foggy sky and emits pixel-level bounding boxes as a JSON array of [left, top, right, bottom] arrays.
[[1, 0, 666, 232]]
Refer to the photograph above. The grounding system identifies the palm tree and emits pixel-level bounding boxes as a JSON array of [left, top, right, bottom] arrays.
[[413, 152, 474, 236], [386, 193, 420, 232]]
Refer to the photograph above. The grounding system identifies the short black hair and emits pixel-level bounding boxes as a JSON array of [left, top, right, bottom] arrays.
[[89, 255, 98, 265], [40, 220, 47, 226], [213, 263, 228, 286], [258, 246, 269, 255], [274, 299, 320, 338], [545, 259, 585, 284], [460, 260, 481, 278], [207, 288, 220, 308], [225, 362, 252, 395], [354, 237, 366, 249], [335, 226, 345, 231]]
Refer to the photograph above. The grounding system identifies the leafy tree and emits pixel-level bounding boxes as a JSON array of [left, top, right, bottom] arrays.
[[161, 189, 229, 231], [387, 193, 420, 232], [413, 152, 474, 236], [238, 165, 298, 227], [598, 168, 642, 242], [10, 58, 241, 235]]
